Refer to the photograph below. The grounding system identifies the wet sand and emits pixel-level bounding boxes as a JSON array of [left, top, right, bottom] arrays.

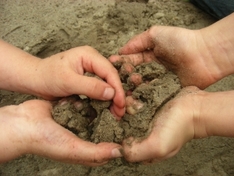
[[1, 1, 234, 175]]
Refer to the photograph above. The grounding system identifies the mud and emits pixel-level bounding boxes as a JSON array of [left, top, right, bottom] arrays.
[[1, 0, 234, 176]]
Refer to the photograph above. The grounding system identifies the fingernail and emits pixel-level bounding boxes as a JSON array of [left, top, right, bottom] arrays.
[[111, 148, 123, 158], [103, 87, 115, 99]]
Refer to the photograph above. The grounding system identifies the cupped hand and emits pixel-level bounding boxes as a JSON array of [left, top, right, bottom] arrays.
[[0, 100, 122, 165], [109, 26, 219, 89], [37, 46, 125, 118], [122, 86, 202, 163]]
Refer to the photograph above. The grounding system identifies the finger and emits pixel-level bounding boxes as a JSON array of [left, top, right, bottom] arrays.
[[64, 140, 123, 166], [80, 50, 126, 117], [50, 135, 123, 166], [118, 29, 155, 55], [125, 95, 144, 115], [109, 51, 155, 67], [67, 74, 115, 100], [127, 73, 143, 87], [65, 73, 125, 118], [119, 63, 135, 75], [110, 104, 125, 120], [112, 88, 125, 118]]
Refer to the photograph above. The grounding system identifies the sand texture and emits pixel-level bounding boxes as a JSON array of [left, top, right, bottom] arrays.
[[1, 0, 234, 175], [52, 62, 181, 144]]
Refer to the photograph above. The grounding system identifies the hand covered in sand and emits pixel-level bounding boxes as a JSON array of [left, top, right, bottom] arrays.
[[122, 86, 200, 163], [123, 85, 234, 163], [0, 100, 122, 165], [110, 14, 234, 89], [110, 26, 214, 89]]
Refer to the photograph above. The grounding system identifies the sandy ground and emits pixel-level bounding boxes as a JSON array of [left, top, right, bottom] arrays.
[[1, 0, 234, 175]]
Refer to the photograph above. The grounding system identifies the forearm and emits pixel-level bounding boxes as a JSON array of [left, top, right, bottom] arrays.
[[194, 90, 234, 138], [0, 128, 23, 163], [199, 13, 234, 80], [0, 40, 43, 96]]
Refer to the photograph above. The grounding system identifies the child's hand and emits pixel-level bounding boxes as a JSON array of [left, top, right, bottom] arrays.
[[0, 100, 122, 165], [109, 26, 222, 89], [38, 46, 125, 118], [122, 87, 201, 163]]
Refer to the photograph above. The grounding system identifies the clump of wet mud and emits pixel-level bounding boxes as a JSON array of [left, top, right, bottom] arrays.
[[52, 61, 181, 143]]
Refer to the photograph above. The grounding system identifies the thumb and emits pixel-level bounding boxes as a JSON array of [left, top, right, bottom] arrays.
[[67, 74, 116, 100], [31, 122, 122, 166]]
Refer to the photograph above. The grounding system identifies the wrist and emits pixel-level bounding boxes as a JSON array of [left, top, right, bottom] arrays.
[[18, 56, 45, 97], [198, 14, 234, 82], [192, 90, 210, 139], [17, 55, 55, 99], [0, 105, 29, 162], [0, 40, 48, 98], [196, 90, 234, 138], [26, 57, 56, 99]]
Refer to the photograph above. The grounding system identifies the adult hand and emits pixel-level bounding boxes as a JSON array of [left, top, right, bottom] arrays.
[[0, 100, 122, 165], [109, 25, 231, 89], [38, 46, 125, 118], [122, 86, 201, 163]]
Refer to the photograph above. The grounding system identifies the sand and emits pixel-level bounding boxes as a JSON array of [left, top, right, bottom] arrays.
[[1, 0, 234, 175], [52, 62, 181, 144]]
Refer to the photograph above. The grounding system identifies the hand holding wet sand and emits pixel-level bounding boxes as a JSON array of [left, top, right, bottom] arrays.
[[0, 40, 125, 165], [110, 13, 234, 163], [110, 13, 234, 90], [0, 100, 122, 165]]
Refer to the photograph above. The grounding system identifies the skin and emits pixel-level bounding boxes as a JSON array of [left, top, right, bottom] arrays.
[[0, 41, 125, 118], [0, 100, 123, 166], [0, 41, 125, 165], [1, 10, 234, 165], [110, 13, 234, 89], [123, 86, 234, 163], [109, 13, 234, 162]]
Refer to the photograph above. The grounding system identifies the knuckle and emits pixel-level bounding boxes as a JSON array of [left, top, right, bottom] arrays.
[[152, 146, 169, 159], [148, 26, 157, 37], [144, 139, 172, 161], [150, 141, 178, 160], [87, 80, 103, 97]]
